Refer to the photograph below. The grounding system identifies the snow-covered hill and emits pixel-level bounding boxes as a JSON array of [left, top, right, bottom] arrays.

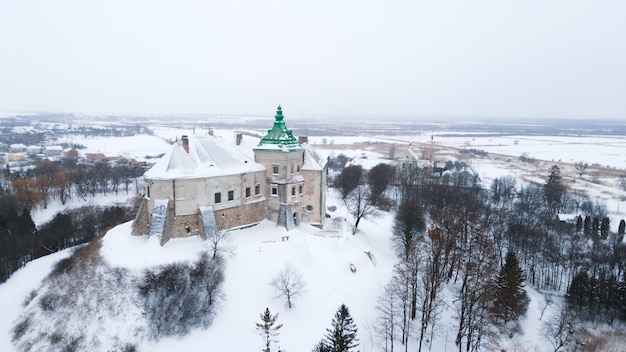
[[0, 190, 399, 351], [0, 188, 581, 352]]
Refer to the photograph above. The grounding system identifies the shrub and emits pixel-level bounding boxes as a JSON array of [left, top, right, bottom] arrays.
[[11, 318, 29, 341], [138, 252, 224, 340]]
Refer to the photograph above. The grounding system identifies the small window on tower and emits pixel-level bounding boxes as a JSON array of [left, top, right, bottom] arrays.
[[214, 192, 221, 204], [291, 187, 296, 196], [299, 185, 303, 194], [271, 187, 278, 196], [255, 184, 261, 195], [245, 187, 251, 198], [228, 190, 234, 201], [273, 165, 279, 175]]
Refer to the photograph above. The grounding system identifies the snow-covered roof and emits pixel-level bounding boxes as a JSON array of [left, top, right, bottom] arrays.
[[144, 135, 264, 180], [302, 143, 327, 171], [406, 148, 420, 160]]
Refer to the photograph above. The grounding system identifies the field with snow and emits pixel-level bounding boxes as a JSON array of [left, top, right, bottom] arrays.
[[1, 127, 626, 351]]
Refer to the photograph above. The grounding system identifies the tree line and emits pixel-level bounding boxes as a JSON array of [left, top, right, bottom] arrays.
[[0, 192, 140, 283], [7, 156, 146, 210], [331, 156, 626, 351]]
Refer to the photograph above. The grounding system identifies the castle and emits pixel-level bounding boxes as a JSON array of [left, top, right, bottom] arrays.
[[132, 106, 327, 244]]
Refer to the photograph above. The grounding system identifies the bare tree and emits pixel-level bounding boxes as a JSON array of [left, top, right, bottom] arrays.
[[574, 161, 588, 179], [392, 187, 425, 260], [416, 233, 447, 352], [271, 264, 306, 309], [490, 175, 517, 209], [538, 295, 552, 321], [618, 174, 626, 191], [375, 279, 401, 352], [344, 185, 378, 229], [368, 163, 395, 205], [543, 304, 576, 352], [205, 219, 232, 260], [455, 227, 498, 352], [336, 165, 363, 199]]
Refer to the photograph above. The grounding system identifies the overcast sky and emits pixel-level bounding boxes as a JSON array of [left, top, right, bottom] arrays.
[[1, 1, 625, 119]]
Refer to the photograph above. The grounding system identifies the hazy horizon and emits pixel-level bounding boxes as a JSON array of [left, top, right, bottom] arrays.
[[1, 1, 625, 120]]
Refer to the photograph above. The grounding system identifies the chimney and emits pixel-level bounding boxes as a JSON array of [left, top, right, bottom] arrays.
[[298, 136, 308, 144], [181, 135, 189, 153], [235, 133, 243, 146]]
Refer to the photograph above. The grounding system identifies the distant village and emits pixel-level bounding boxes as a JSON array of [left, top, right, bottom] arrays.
[[0, 117, 150, 169]]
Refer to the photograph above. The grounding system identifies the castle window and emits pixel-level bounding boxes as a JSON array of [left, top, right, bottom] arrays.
[[271, 187, 278, 196], [272, 165, 279, 175], [299, 184, 303, 194], [147, 186, 150, 198], [290, 165, 294, 174], [214, 192, 221, 204], [228, 190, 234, 201], [291, 187, 296, 196], [255, 184, 260, 195], [245, 187, 251, 198], [297, 165, 300, 172]]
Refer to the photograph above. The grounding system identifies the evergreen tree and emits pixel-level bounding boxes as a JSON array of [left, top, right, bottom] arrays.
[[312, 341, 331, 352], [575, 215, 583, 234], [567, 271, 591, 313], [584, 215, 592, 237], [256, 308, 283, 352], [543, 165, 566, 213], [618, 219, 626, 242], [493, 251, 529, 323], [601, 217, 611, 239], [592, 217, 600, 241], [321, 304, 359, 352]]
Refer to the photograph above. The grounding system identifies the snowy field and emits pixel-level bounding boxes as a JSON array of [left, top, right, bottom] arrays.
[[1, 130, 625, 351]]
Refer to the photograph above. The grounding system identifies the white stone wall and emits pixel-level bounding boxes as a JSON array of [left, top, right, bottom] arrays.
[[145, 170, 266, 217]]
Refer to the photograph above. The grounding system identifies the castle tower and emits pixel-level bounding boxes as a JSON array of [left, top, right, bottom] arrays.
[[254, 105, 326, 228]]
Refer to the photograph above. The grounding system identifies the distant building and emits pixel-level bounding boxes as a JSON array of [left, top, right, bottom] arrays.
[[396, 144, 432, 181], [132, 106, 327, 245], [9, 144, 26, 153], [44, 145, 63, 156], [84, 153, 118, 163], [26, 145, 42, 155], [8, 153, 27, 162]]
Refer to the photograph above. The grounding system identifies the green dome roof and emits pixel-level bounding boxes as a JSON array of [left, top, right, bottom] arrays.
[[256, 106, 302, 150]]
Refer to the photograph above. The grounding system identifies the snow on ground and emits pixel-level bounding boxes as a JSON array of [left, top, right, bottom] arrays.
[[0, 186, 583, 352], [2, 131, 626, 351], [0, 186, 398, 351], [0, 248, 74, 352], [57, 134, 172, 160], [124, 190, 397, 351], [30, 191, 140, 227], [382, 134, 626, 170]]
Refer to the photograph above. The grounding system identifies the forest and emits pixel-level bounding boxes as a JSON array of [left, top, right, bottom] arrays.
[[332, 157, 626, 352], [0, 155, 146, 283]]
